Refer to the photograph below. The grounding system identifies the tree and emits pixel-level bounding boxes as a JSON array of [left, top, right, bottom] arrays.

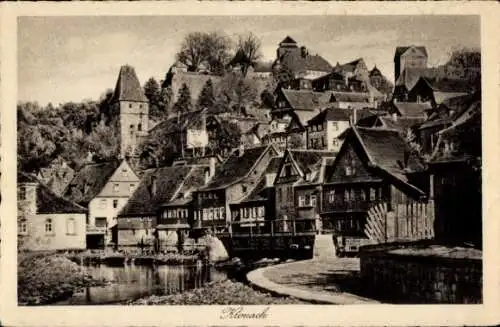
[[172, 83, 193, 114], [212, 120, 241, 157], [234, 32, 262, 77], [157, 87, 174, 119], [274, 61, 295, 89], [216, 73, 258, 113], [197, 79, 216, 112], [86, 119, 120, 162], [260, 89, 275, 109], [176, 32, 231, 74], [288, 133, 305, 149], [144, 77, 161, 104]]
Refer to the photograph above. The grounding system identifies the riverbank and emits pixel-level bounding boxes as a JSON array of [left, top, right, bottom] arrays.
[[66, 251, 201, 266], [128, 279, 308, 305], [18, 252, 108, 305]]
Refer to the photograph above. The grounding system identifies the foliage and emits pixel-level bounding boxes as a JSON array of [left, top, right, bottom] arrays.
[[137, 126, 180, 168], [211, 120, 242, 157], [216, 73, 258, 113], [18, 252, 106, 305], [273, 62, 295, 89], [234, 32, 263, 77], [129, 279, 307, 305], [176, 32, 232, 73], [144, 77, 171, 120], [260, 89, 275, 109], [172, 83, 193, 114], [17, 99, 120, 173], [446, 48, 481, 69], [197, 79, 216, 111], [288, 133, 305, 149]]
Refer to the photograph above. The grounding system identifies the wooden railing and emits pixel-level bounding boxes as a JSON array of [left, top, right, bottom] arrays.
[[230, 218, 318, 236]]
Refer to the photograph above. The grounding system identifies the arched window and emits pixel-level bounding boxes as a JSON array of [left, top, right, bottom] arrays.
[[45, 218, 53, 233]]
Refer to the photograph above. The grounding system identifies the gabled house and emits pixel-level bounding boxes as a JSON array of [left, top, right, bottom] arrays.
[[274, 37, 333, 80], [229, 156, 282, 234], [334, 58, 369, 80], [274, 149, 336, 233], [306, 107, 351, 152], [116, 164, 209, 248], [321, 126, 427, 253], [393, 67, 439, 102], [193, 145, 279, 234], [64, 159, 139, 248], [18, 173, 87, 251]]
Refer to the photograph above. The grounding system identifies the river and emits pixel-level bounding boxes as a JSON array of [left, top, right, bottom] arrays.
[[55, 263, 229, 305]]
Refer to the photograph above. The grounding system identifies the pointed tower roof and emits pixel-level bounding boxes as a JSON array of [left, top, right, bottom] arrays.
[[280, 36, 297, 45], [111, 65, 148, 103], [370, 65, 382, 76]]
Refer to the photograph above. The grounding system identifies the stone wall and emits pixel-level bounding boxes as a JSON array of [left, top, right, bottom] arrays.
[[359, 242, 482, 304]]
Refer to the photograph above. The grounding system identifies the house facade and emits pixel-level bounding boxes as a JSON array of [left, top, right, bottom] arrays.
[[64, 159, 139, 248], [321, 126, 427, 253], [193, 145, 278, 234], [274, 149, 336, 233], [306, 107, 351, 152], [18, 173, 87, 251]]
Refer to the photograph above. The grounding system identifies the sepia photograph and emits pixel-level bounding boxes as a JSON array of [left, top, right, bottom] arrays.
[[14, 14, 484, 308]]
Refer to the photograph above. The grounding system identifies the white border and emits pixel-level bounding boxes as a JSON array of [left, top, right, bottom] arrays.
[[1, 2, 499, 326]]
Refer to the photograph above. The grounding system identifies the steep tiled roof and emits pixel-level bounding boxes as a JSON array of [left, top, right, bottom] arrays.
[[395, 67, 439, 90], [394, 46, 428, 59], [336, 58, 364, 74], [239, 177, 269, 203], [391, 102, 432, 118], [64, 160, 120, 206], [280, 51, 333, 73], [111, 65, 148, 103], [265, 156, 283, 174], [289, 149, 336, 175], [378, 116, 425, 131], [38, 166, 75, 196], [164, 165, 208, 206], [369, 65, 382, 77], [201, 145, 273, 190], [281, 89, 331, 111], [149, 109, 205, 135], [118, 165, 193, 217], [329, 91, 373, 103], [18, 173, 87, 214], [308, 108, 350, 125]]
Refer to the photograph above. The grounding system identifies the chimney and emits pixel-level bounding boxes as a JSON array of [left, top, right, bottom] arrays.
[[265, 173, 277, 187], [18, 182, 38, 216], [300, 46, 307, 58]]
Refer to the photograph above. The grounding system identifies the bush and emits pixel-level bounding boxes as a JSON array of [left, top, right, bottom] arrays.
[[18, 252, 106, 305]]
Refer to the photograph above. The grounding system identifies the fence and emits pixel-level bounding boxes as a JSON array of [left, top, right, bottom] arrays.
[[365, 200, 435, 244]]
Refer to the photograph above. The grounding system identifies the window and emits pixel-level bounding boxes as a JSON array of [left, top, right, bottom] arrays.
[[321, 137, 325, 148], [209, 208, 214, 220], [113, 199, 119, 208], [95, 217, 107, 228], [361, 189, 367, 201], [370, 188, 376, 201], [333, 139, 339, 147], [215, 207, 220, 219], [19, 187, 26, 200], [113, 184, 119, 193], [129, 104, 132, 108], [139, 104, 143, 109], [45, 218, 53, 233], [258, 206, 265, 217], [99, 199, 107, 209], [203, 209, 208, 220], [19, 219, 27, 234], [332, 122, 338, 131], [328, 190, 335, 203], [129, 184, 135, 192], [344, 189, 350, 202], [310, 195, 317, 207], [350, 189, 356, 202], [345, 166, 352, 176], [299, 195, 306, 207], [242, 185, 247, 193], [67, 218, 76, 235], [138, 123, 142, 131]]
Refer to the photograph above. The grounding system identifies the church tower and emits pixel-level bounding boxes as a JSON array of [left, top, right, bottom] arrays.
[[111, 65, 149, 158]]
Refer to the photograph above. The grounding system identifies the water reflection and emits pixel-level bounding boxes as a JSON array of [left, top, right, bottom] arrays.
[[56, 264, 227, 305]]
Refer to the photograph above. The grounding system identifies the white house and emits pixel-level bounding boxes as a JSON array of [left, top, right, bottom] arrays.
[[18, 173, 87, 251]]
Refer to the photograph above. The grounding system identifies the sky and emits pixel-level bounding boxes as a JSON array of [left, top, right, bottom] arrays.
[[18, 15, 480, 106]]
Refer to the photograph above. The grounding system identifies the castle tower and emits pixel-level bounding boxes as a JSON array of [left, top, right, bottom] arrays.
[[277, 36, 298, 59], [394, 46, 428, 83], [111, 65, 149, 158]]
